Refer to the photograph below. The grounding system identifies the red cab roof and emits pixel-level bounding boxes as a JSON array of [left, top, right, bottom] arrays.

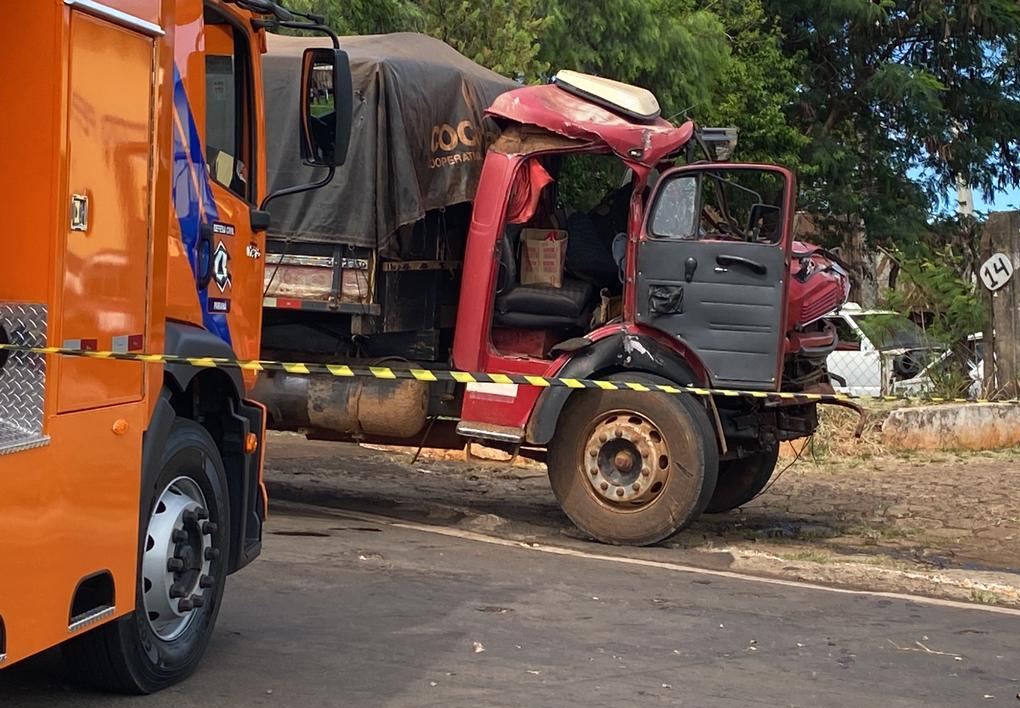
[[486, 82, 694, 167]]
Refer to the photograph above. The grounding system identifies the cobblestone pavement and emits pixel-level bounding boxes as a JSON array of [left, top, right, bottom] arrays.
[[264, 433, 1020, 604], [685, 449, 1020, 572]]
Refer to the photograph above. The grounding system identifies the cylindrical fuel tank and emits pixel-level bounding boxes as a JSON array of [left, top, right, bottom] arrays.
[[251, 370, 428, 439]]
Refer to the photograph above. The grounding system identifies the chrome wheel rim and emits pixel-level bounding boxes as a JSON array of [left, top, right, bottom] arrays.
[[142, 476, 215, 641]]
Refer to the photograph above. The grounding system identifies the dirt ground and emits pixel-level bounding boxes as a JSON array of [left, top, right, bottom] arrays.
[[263, 430, 1020, 607]]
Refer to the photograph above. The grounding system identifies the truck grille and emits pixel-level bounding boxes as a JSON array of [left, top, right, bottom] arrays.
[[0, 303, 49, 455], [801, 291, 842, 327]]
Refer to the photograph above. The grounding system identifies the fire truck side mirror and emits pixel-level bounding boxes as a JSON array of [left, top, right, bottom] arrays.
[[300, 47, 353, 168]]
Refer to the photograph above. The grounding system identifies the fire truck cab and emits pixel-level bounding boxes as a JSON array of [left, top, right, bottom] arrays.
[[0, 0, 348, 692]]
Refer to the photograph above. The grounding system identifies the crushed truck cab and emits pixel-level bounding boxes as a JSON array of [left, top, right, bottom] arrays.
[[257, 45, 850, 546]]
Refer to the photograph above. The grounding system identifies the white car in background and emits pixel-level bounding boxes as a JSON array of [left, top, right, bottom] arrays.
[[823, 304, 942, 396]]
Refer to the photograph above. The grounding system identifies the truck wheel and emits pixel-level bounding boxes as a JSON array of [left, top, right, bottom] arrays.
[[63, 419, 230, 694], [547, 377, 718, 546], [704, 444, 780, 514]]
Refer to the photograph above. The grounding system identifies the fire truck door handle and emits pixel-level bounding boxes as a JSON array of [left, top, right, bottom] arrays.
[[197, 223, 214, 289], [716, 254, 767, 275]]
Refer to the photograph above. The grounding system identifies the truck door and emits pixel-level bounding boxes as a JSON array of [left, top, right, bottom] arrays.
[[634, 166, 794, 390], [197, 12, 265, 363]]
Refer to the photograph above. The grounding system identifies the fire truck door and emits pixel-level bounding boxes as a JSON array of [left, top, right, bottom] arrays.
[[634, 166, 793, 390], [57, 11, 154, 413], [199, 17, 264, 363]]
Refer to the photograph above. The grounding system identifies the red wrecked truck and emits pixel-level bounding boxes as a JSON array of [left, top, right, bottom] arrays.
[[256, 37, 850, 546]]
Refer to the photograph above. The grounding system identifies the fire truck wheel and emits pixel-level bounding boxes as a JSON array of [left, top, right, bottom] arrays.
[[704, 443, 781, 514], [62, 418, 230, 694], [548, 377, 718, 546]]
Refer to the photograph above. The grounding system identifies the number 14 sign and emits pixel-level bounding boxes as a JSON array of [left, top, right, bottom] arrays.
[[980, 253, 1014, 292]]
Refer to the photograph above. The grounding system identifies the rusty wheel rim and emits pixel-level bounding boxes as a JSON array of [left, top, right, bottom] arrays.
[[582, 410, 672, 510]]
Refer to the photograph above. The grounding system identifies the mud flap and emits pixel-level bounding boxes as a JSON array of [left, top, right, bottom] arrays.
[[228, 399, 266, 573]]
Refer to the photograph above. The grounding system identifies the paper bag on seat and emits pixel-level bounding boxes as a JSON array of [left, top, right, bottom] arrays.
[[520, 228, 567, 288]]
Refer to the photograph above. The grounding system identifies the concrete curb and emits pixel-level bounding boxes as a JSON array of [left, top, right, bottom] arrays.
[[882, 403, 1020, 450]]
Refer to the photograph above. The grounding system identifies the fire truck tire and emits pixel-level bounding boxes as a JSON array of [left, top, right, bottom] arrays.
[[62, 418, 230, 694], [704, 443, 781, 514], [548, 377, 718, 546]]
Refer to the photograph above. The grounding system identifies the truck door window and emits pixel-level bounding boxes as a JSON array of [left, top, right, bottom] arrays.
[[650, 169, 785, 243], [649, 175, 697, 239], [204, 18, 253, 201]]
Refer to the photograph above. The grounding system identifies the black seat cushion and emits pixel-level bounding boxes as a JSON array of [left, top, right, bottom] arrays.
[[497, 278, 594, 317], [494, 278, 595, 329]]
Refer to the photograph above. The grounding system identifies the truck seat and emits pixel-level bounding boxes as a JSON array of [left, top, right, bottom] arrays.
[[494, 228, 595, 328], [494, 278, 595, 329]]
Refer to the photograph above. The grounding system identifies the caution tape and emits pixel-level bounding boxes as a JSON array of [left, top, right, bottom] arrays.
[[0, 342, 1008, 406]]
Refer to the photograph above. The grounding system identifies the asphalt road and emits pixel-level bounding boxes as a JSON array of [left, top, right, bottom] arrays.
[[3, 503, 1019, 707]]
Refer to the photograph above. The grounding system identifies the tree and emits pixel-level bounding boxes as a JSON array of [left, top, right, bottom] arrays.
[[763, 0, 1020, 246], [284, 0, 415, 34], [413, 0, 548, 81], [538, 0, 732, 119], [697, 0, 809, 171]]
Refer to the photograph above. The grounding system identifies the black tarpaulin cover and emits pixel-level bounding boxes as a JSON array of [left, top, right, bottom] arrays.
[[263, 33, 518, 255]]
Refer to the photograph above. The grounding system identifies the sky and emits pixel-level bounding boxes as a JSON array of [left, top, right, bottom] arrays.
[[975, 185, 1020, 212]]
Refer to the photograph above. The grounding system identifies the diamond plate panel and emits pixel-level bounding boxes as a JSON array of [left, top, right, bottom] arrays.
[[0, 303, 49, 455]]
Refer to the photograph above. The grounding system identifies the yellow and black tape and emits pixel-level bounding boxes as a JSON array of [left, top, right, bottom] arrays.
[[0, 342, 1006, 406]]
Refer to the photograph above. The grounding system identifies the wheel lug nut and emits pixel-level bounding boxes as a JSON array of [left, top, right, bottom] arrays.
[[598, 433, 608, 443], [196, 507, 209, 521], [182, 510, 198, 525], [599, 482, 609, 491], [202, 521, 218, 535], [641, 469, 650, 477], [632, 483, 641, 492], [169, 583, 187, 599], [589, 449, 597, 457], [615, 487, 625, 497], [640, 447, 650, 458], [189, 594, 205, 608], [167, 558, 185, 572], [204, 547, 220, 561], [589, 468, 598, 476], [199, 574, 215, 589], [171, 529, 188, 543], [614, 430, 623, 437], [178, 598, 194, 612]]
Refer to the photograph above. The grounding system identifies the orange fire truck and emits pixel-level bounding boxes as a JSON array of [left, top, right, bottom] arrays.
[[0, 0, 349, 692]]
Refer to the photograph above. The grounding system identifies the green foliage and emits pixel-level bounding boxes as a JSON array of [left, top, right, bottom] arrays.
[[538, 0, 732, 118], [764, 0, 1020, 246], [696, 0, 809, 171], [284, 0, 415, 34], [413, 0, 549, 81], [883, 224, 986, 397]]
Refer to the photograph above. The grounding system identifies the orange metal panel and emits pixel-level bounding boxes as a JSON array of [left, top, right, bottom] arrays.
[[87, 0, 162, 26], [0, 403, 145, 664], [0, 5, 61, 304], [56, 12, 154, 413]]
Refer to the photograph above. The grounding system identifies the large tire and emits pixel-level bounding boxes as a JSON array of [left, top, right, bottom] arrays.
[[62, 419, 230, 693], [704, 444, 780, 514], [548, 374, 718, 546]]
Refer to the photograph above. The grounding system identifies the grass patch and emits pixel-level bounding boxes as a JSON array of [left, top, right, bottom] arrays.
[[970, 589, 1000, 605], [779, 550, 834, 564]]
